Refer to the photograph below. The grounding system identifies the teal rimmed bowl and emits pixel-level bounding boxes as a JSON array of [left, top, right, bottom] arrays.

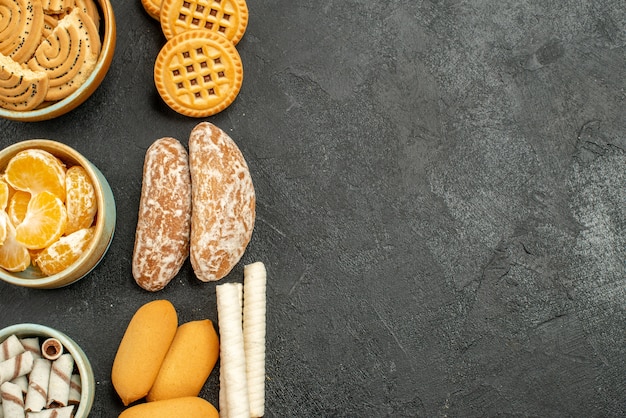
[[0, 139, 115, 289], [0, 323, 95, 417]]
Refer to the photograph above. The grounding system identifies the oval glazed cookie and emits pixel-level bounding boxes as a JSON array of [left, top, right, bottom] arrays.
[[154, 29, 243, 118], [189, 122, 255, 282], [132, 137, 191, 292]]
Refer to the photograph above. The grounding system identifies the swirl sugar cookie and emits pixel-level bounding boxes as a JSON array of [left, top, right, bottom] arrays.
[[154, 30, 243, 117], [160, 0, 248, 45], [0, 0, 44, 63], [0, 53, 49, 110], [28, 8, 101, 102]]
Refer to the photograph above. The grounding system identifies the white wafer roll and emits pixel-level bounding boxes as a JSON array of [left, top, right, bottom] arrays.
[[0, 336, 25, 363], [17, 340, 40, 360], [40, 340, 62, 362], [9, 377, 27, 395], [46, 354, 73, 408], [25, 406, 74, 418], [216, 283, 249, 418], [67, 375, 80, 405], [1, 381, 25, 418], [0, 353, 34, 385], [24, 359, 51, 413], [243, 262, 267, 418]]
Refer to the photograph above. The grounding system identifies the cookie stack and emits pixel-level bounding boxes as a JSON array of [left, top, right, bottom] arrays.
[[0, 0, 102, 111], [144, 0, 249, 117]]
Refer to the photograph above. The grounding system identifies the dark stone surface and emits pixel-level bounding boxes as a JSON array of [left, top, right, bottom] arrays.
[[1, 0, 624, 416]]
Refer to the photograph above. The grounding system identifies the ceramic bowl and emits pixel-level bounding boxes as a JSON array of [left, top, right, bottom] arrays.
[[0, 323, 95, 417], [0, 139, 116, 289], [0, 0, 116, 122]]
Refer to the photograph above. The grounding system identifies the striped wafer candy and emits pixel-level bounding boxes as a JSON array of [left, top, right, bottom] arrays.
[[0, 352, 34, 385], [24, 358, 51, 413], [1, 381, 24, 418], [46, 354, 73, 408], [0, 336, 25, 363]]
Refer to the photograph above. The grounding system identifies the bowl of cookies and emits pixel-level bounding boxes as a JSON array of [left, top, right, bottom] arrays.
[[0, 323, 95, 418], [0, 139, 116, 288], [0, 0, 116, 122]]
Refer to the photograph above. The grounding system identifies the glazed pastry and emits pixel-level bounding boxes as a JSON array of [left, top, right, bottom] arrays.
[[132, 137, 191, 292], [188, 122, 255, 282]]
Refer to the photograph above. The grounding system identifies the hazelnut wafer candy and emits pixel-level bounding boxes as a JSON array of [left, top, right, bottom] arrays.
[[28, 8, 101, 102], [160, 0, 248, 45], [154, 30, 243, 118], [0, 0, 44, 63], [0, 53, 49, 111]]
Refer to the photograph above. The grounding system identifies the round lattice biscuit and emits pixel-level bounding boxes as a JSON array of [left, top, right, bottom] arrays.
[[160, 0, 248, 45], [0, 0, 44, 63], [28, 8, 101, 102], [154, 30, 243, 118], [0, 54, 49, 110], [141, 0, 161, 20]]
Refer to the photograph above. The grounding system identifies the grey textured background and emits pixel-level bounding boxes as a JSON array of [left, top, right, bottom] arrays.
[[0, 0, 624, 416]]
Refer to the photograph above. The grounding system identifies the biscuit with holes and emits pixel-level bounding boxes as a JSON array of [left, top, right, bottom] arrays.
[[0, 0, 45, 63], [154, 29, 243, 117], [160, 0, 248, 45], [0, 53, 49, 110], [28, 8, 101, 102]]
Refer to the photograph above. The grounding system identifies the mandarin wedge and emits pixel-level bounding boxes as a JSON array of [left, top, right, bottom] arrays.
[[15, 190, 67, 250], [7, 190, 31, 227], [65, 165, 97, 234], [34, 227, 95, 275], [0, 212, 30, 272], [0, 179, 10, 211], [4, 149, 66, 201]]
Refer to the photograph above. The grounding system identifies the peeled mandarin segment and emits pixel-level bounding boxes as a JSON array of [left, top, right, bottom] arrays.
[[65, 165, 97, 234], [4, 149, 66, 201], [7, 190, 30, 227], [154, 30, 243, 118], [0, 53, 49, 111], [15, 190, 67, 250], [33, 226, 94, 275], [112, 300, 178, 406], [27, 8, 101, 102], [0, 179, 9, 211], [160, 0, 248, 45], [118, 397, 219, 418], [147, 319, 220, 402], [0, 211, 30, 272], [0, 0, 45, 63], [0, 210, 6, 245]]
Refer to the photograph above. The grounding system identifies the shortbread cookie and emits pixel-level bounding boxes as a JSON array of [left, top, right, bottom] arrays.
[[28, 8, 101, 102], [141, 0, 161, 20], [0, 0, 45, 63], [42, 0, 73, 14], [0, 53, 49, 110], [74, 0, 100, 31], [154, 30, 243, 117], [160, 0, 248, 45], [188, 122, 255, 282]]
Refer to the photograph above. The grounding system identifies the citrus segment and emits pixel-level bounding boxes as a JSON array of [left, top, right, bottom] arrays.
[[0, 179, 10, 211], [4, 149, 66, 201], [15, 190, 67, 250], [7, 190, 31, 226], [0, 211, 31, 272], [34, 227, 94, 275], [65, 165, 97, 234]]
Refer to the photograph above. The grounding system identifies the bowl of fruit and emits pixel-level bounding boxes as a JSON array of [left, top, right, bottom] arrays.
[[0, 139, 115, 288]]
